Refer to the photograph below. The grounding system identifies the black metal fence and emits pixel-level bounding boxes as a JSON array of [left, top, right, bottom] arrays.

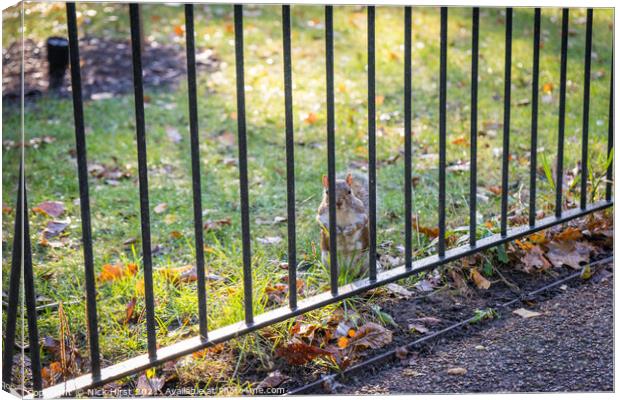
[[2, 4, 614, 398]]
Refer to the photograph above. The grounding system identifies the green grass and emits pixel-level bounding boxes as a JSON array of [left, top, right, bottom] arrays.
[[2, 3, 614, 375]]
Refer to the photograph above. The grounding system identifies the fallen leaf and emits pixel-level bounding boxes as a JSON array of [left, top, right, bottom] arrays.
[[520, 245, 551, 273], [166, 127, 182, 143], [123, 237, 138, 246], [337, 337, 349, 349], [33, 201, 64, 217], [414, 279, 434, 292], [258, 236, 282, 245], [402, 368, 424, 377], [2, 204, 12, 214], [136, 279, 145, 296], [349, 322, 392, 350], [154, 203, 168, 214], [395, 346, 408, 360], [375, 95, 385, 105], [580, 264, 592, 280], [411, 216, 439, 238], [216, 131, 236, 147], [98, 263, 137, 283], [124, 297, 137, 325], [545, 240, 593, 269], [275, 341, 332, 365], [528, 231, 548, 244], [408, 323, 429, 334], [554, 227, 582, 241], [173, 24, 184, 37], [542, 82, 554, 93], [203, 218, 232, 231], [385, 283, 412, 298], [487, 185, 502, 196], [257, 371, 289, 390], [451, 135, 468, 146], [304, 112, 318, 124], [42, 220, 69, 239], [470, 268, 491, 290], [513, 308, 541, 318], [160, 265, 197, 284], [447, 367, 467, 375]]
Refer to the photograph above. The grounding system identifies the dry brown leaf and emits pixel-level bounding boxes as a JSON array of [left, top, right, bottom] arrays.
[[451, 136, 468, 146], [33, 201, 64, 217], [520, 245, 551, 273], [124, 297, 137, 325], [216, 131, 236, 147], [554, 227, 582, 241], [203, 218, 232, 231], [470, 268, 491, 290], [275, 341, 332, 365], [154, 203, 168, 214], [487, 185, 502, 196], [411, 216, 439, 238], [257, 371, 289, 390], [447, 367, 467, 375], [42, 220, 69, 239], [545, 240, 593, 270], [527, 231, 548, 244], [350, 322, 392, 350], [513, 308, 541, 318], [98, 263, 137, 283]]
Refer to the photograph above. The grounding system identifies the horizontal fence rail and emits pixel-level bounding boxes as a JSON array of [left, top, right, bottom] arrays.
[[2, 5, 613, 398]]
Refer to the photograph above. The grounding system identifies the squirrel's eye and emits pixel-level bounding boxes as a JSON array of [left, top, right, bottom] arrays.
[[325, 190, 328, 195], [348, 190, 351, 194]]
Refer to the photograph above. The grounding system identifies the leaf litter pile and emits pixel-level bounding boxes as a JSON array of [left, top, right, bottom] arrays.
[[24, 209, 611, 395]]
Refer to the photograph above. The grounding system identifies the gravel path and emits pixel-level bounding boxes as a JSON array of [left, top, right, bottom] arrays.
[[341, 274, 613, 394]]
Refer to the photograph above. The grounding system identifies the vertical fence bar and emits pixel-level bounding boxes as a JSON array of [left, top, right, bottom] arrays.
[[500, 8, 513, 236], [469, 7, 479, 246], [606, 51, 614, 201], [580, 9, 593, 209], [529, 8, 541, 227], [438, 7, 447, 257], [367, 6, 377, 280], [556, 8, 569, 217], [233, 5, 254, 323], [66, 2, 101, 377], [282, 5, 297, 309], [22, 187, 42, 394], [184, 4, 208, 338], [2, 166, 24, 388], [325, 5, 338, 294], [129, 3, 157, 358], [404, 6, 412, 268]]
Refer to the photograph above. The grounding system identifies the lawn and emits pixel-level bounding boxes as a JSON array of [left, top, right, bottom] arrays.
[[1, 3, 614, 385]]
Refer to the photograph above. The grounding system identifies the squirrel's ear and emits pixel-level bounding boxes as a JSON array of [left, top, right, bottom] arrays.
[[322, 175, 329, 188], [345, 173, 353, 186]]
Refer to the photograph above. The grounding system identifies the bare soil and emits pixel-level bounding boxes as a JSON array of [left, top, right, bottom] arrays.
[[326, 263, 614, 394], [2, 37, 219, 101]]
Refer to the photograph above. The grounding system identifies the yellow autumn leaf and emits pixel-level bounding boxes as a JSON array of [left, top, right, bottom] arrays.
[[337, 336, 349, 349]]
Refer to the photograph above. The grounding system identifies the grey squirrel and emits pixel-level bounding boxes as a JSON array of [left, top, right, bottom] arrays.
[[316, 172, 369, 273]]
